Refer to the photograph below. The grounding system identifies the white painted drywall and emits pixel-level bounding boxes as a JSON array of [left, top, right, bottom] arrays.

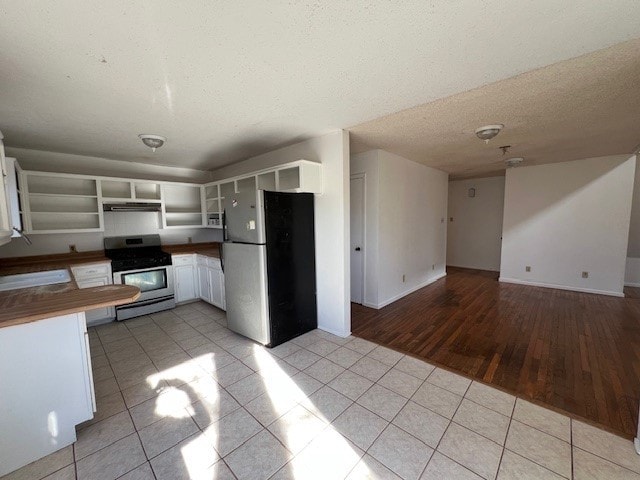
[[350, 150, 448, 308], [0, 212, 221, 257], [6, 147, 213, 183], [350, 151, 380, 307], [377, 151, 448, 306], [213, 131, 351, 337], [625, 258, 640, 287], [625, 158, 640, 285], [500, 155, 636, 296], [447, 176, 505, 271]]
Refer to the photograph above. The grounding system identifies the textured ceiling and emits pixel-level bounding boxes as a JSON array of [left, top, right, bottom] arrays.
[[350, 38, 640, 179], [0, 1, 639, 171]]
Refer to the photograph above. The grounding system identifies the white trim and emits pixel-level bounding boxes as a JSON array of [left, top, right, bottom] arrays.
[[498, 277, 625, 298], [367, 272, 447, 309], [318, 325, 351, 338], [625, 282, 640, 288]]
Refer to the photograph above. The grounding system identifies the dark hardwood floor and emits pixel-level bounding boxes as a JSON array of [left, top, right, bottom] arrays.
[[351, 267, 640, 438]]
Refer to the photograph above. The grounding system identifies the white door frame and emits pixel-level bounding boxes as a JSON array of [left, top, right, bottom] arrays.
[[350, 173, 366, 304]]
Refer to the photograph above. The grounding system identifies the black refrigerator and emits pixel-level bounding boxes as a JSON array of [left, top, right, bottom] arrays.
[[222, 190, 317, 347]]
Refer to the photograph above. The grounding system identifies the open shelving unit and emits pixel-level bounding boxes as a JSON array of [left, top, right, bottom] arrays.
[[202, 160, 322, 230], [204, 184, 223, 229], [100, 180, 162, 202], [161, 184, 204, 228], [23, 173, 102, 233]]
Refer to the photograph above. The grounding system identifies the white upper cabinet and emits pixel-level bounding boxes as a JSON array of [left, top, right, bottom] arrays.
[[203, 160, 322, 228], [5, 158, 24, 237], [0, 137, 13, 245], [100, 179, 162, 202], [9, 159, 321, 235], [22, 172, 102, 233], [161, 183, 205, 228]]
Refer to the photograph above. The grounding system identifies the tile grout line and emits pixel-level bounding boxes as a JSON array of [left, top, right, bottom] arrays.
[[493, 391, 517, 480], [422, 376, 479, 480]]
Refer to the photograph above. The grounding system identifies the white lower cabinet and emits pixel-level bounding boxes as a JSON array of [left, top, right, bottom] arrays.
[[173, 255, 198, 303], [0, 312, 95, 477], [194, 254, 225, 310], [209, 265, 225, 309], [197, 263, 211, 303], [71, 263, 114, 326]]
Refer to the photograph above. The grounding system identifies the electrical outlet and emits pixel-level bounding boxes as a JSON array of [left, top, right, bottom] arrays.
[[188, 237, 193, 244], [525, 266, 531, 272], [582, 271, 589, 278], [69, 245, 77, 253], [402, 274, 406, 283]]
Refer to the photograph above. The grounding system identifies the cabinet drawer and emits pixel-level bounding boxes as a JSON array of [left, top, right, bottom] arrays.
[[71, 263, 111, 280], [172, 254, 195, 266]]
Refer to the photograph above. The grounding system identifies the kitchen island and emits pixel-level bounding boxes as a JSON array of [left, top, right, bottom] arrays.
[[0, 257, 139, 477]]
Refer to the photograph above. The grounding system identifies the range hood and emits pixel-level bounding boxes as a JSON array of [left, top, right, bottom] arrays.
[[103, 202, 161, 212]]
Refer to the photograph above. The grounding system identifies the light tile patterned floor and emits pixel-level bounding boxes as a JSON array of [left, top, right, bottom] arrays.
[[4, 301, 640, 480]]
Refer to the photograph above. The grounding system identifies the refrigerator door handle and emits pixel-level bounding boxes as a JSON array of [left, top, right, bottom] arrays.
[[222, 210, 228, 242]]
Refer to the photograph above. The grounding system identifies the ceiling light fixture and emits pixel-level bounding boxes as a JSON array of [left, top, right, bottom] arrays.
[[505, 157, 524, 168], [475, 124, 504, 143], [138, 134, 166, 152]]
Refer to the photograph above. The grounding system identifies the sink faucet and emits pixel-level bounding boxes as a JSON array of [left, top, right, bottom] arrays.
[[12, 227, 32, 246]]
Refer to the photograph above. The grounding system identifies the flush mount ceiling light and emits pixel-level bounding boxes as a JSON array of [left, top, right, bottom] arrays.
[[505, 157, 524, 167], [138, 134, 166, 152], [475, 124, 504, 143]]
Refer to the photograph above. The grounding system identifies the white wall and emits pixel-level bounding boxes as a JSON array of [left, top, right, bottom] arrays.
[[6, 147, 213, 183], [213, 131, 351, 337], [625, 158, 640, 286], [0, 212, 221, 257], [500, 155, 636, 297], [350, 150, 448, 308], [447, 176, 505, 271]]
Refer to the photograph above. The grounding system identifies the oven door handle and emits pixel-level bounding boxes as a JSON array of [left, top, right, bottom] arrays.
[[116, 295, 175, 310]]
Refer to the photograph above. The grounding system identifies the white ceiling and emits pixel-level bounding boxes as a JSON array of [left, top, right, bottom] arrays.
[[350, 38, 640, 179], [1, 1, 639, 171]]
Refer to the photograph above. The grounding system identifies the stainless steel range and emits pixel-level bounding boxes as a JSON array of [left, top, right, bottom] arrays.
[[104, 234, 175, 321]]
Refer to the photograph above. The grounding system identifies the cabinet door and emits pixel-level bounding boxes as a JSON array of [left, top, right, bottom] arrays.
[[197, 264, 211, 302], [0, 145, 13, 244], [208, 267, 224, 309], [175, 264, 196, 303], [77, 277, 115, 325]]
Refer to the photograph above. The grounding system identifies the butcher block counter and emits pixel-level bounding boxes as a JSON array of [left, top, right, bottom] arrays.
[[0, 251, 139, 328], [163, 241, 220, 258]]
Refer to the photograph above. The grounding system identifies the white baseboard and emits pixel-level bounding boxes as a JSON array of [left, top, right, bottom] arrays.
[[498, 277, 625, 298], [625, 282, 640, 288], [369, 272, 447, 309], [317, 325, 351, 338]]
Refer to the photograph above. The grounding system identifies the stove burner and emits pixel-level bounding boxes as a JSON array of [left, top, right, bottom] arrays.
[[104, 235, 172, 272]]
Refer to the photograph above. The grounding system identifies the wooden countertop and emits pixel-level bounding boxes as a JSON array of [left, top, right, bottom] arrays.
[[0, 285, 140, 328], [164, 242, 220, 258], [0, 251, 110, 276], [0, 241, 220, 328], [0, 251, 138, 329]]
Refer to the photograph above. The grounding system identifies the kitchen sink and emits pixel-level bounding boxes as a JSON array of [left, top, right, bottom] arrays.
[[0, 269, 72, 291]]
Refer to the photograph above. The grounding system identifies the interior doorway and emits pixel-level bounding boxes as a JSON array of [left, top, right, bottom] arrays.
[[350, 174, 365, 304]]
